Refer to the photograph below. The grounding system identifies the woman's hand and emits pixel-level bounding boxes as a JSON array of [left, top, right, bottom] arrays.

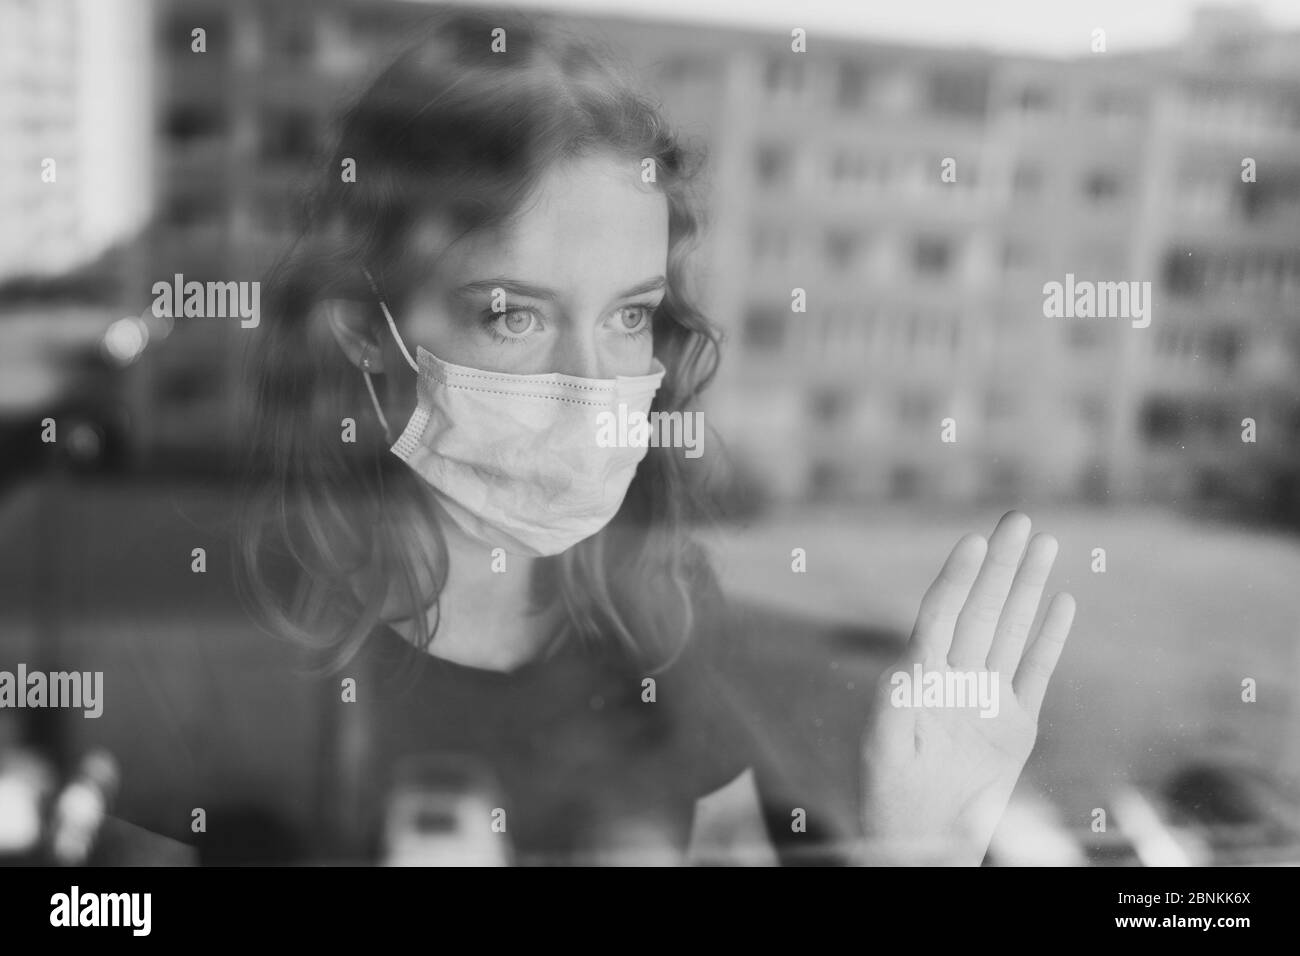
[[858, 511, 1076, 865]]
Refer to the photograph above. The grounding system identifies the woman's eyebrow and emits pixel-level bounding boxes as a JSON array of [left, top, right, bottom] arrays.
[[614, 276, 666, 298], [453, 276, 666, 301]]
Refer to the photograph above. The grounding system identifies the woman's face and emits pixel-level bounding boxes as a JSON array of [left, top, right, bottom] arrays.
[[403, 151, 669, 379]]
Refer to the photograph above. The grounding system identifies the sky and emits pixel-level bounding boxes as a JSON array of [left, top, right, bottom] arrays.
[[478, 0, 1300, 56]]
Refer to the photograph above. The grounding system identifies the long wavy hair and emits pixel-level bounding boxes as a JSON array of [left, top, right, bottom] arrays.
[[234, 8, 725, 675]]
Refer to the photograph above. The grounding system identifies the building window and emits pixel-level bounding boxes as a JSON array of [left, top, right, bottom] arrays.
[[809, 388, 850, 425], [252, 194, 294, 237], [1015, 85, 1054, 112], [763, 56, 805, 100], [929, 69, 989, 118], [1203, 328, 1242, 372], [1234, 173, 1300, 223], [809, 461, 844, 501], [1083, 170, 1123, 202], [264, 8, 316, 63], [1162, 247, 1207, 296], [755, 144, 792, 186], [1002, 242, 1031, 274], [830, 150, 896, 189], [824, 231, 860, 271], [260, 109, 318, 163], [913, 237, 952, 276], [1140, 397, 1187, 443], [897, 391, 934, 426], [1012, 163, 1043, 198], [837, 62, 868, 109], [163, 104, 226, 143], [658, 55, 713, 88], [743, 306, 786, 353], [890, 465, 923, 498]]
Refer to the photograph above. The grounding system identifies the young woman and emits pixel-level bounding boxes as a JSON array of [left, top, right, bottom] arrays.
[[236, 9, 1076, 865]]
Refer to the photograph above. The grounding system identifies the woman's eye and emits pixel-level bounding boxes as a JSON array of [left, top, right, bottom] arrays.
[[482, 308, 542, 342], [613, 305, 654, 336], [503, 311, 535, 335]]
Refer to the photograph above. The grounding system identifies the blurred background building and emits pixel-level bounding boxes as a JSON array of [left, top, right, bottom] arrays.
[[6, 0, 1297, 518], [620, 3, 1300, 518], [0, 0, 83, 280]]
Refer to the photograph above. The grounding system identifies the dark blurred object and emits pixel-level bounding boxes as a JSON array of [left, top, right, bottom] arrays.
[[721, 603, 900, 865], [0, 356, 132, 488], [1163, 761, 1300, 864], [50, 749, 120, 865], [381, 755, 512, 867], [1076, 761, 1300, 866], [88, 815, 199, 867], [0, 712, 57, 865], [0, 716, 186, 867], [195, 806, 304, 865]]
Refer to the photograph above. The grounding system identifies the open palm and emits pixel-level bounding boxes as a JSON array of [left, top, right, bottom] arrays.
[[859, 511, 1076, 865]]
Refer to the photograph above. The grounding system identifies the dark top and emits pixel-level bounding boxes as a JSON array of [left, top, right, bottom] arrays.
[[99, 559, 864, 866], [337, 617, 764, 864]]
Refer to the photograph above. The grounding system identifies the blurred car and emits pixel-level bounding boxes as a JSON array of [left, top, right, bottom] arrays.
[[0, 306, 133, 487]]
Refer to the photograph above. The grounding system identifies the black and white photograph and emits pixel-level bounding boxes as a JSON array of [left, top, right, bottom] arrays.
[[0, 0, 1298, 920]]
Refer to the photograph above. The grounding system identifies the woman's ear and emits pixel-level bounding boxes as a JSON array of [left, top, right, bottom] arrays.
[[320, 299, 387, 373]]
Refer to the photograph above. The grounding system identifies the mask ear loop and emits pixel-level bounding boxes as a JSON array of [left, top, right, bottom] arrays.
[[359, 268, 421, 444], [359, 344, 393, 442], [361, 268, 419, 372]]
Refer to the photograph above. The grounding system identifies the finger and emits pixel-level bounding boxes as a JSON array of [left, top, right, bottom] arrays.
[[947, 511, 1032, 668], [986, 533, 1059, 676], [907, 532, 988, 665], [1014, 592, 1076, 722]]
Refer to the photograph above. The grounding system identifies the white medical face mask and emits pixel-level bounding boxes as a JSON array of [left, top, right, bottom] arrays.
[[359, 279, 666, 557]]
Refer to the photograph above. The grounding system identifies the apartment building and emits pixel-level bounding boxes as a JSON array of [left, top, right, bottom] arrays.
[[129, 1, 1300, 514]]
